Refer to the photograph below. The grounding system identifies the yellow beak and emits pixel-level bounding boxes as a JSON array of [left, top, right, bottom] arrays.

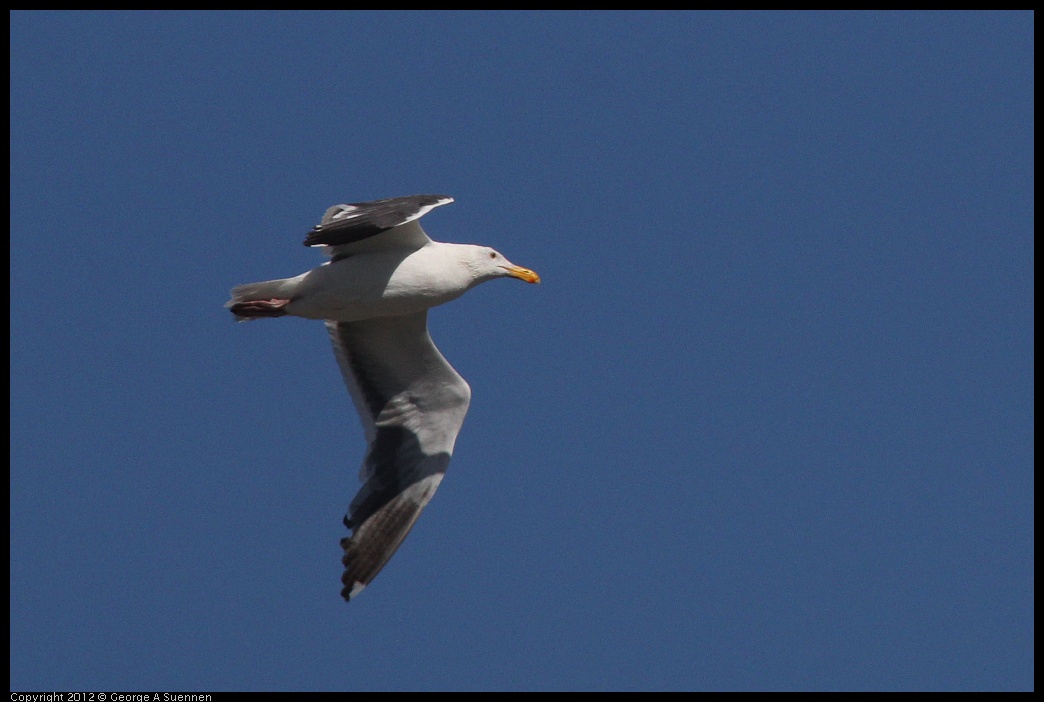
[[504, 265, 541, 284], [503, 264, 542, 284]]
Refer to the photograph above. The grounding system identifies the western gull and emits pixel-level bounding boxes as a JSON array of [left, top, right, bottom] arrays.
[[226, 194, 540, 601]]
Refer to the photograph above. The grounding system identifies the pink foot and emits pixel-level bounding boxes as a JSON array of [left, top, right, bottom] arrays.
[[229, 298, 292, 318]]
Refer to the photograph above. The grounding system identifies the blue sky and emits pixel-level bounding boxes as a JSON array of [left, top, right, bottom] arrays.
[[10, 11, 1033, 691]]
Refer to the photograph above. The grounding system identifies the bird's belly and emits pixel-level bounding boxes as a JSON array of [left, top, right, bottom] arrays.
[[285, 257, 464, 322]]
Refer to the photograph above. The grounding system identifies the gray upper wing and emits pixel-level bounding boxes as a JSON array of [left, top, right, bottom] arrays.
[[304, 194, 453, 248]]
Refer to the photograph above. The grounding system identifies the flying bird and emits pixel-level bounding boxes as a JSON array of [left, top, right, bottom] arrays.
[[226, 195, 540, 601]]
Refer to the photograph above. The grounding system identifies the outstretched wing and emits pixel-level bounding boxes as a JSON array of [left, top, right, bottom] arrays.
[[326, 311, 471, 601], [304, 194, 453, 248]]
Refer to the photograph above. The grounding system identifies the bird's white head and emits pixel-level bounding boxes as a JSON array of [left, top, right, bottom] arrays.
[[464, 245, 541, 285]]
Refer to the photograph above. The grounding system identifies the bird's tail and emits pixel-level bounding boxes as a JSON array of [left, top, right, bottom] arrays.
[[225, 277, 298, 321]]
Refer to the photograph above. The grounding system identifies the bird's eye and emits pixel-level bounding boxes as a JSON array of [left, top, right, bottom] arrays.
[[489, 251, 497, 259]]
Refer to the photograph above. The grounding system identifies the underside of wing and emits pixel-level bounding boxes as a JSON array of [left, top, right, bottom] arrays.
[[326, 312, 471, 601], [340, 472, 445, 601]]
